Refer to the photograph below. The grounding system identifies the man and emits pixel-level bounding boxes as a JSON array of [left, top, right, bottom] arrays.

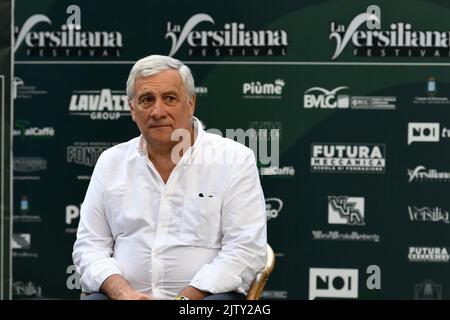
[[72, 55, 267, 300]]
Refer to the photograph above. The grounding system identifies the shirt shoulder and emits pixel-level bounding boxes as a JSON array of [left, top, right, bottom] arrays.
[[95, 136, 140, 170]]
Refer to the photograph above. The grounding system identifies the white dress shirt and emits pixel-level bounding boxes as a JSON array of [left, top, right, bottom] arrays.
[[72, 117, 267, 299]]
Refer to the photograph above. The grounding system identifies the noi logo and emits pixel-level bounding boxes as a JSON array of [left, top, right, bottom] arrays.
[[408, 122, 440, 145], [309, 268, 358, 300]]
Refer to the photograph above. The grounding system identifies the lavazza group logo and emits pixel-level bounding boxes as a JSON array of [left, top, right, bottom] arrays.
[[329, 5, 450, 59], [304, 86, 396, 110], [165, 13, 288, 57], [311, 143, 386, 173], [69, 89, 129, 120], [15, 14, 123, 57]]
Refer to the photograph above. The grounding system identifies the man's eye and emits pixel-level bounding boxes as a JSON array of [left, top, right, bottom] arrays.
[[166, 96, 176, 103], [140, 97, 153, 105]]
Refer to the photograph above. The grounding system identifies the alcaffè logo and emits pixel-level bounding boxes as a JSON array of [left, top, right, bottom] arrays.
[[165, 13, 288, 57]]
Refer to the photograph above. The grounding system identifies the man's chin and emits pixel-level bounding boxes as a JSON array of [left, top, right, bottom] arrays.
[[145, 133, 173, 147]]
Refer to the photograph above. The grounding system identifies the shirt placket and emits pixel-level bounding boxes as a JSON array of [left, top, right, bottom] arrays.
[[146, 144, 195, 298]]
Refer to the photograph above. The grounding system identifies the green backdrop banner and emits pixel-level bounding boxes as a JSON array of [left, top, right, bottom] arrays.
[[0, 0, 13, 300], [12, 0, 450, 299]]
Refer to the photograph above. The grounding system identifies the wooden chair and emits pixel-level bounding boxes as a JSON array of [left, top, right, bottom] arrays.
[[246, 244, 276, 300]]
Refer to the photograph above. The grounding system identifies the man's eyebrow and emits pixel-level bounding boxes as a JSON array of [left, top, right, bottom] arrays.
[[137, 91, 153, 99], [161, 90, 179, 96]]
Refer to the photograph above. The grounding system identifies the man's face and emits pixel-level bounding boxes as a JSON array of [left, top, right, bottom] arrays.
[[129, 69, 195, 148]]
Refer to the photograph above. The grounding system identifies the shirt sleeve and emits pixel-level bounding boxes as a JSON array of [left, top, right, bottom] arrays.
[[72, 153, 122, 293], [189, 149, 267, 294]]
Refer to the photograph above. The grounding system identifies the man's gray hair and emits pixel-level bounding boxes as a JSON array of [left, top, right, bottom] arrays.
[[126, 55, 195, 101]]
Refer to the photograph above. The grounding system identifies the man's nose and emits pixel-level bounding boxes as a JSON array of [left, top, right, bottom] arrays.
[[150, 98, 166, 119]]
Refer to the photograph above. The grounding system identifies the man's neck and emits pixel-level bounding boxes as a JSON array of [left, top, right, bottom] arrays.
[[146, 125, 195, 184], [147, 143, 176, 162], [147, 125, 195, 162]]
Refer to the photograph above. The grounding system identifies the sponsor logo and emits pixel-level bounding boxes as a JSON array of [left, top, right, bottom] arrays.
[[13, 77, 48, 100], [12, 233, 31, 250], [14, 195, 42, 223], [408, 247, 450, 263], [14, 157, 47, 173], [19, 195, 30, 214], [65, 204, 81, 234], [260, 166, 295, 177], [408, 206, 450, 224], [313, 196, 379, 242], [13, 281, 43, 298], [309, 268, 358, 300], [15, 14, 123, 57], [13, 120, 55, 139], [304, 86, 349, 109], [195, 86, 208, 96], [415, 279, 443, 300], [427, 77, 437, 96], [243, 79, 285, 99], [304, 86, 396, 110], [69, 89, 129, 120], [165, 13, 288, 57], [312, 230, 380, 242], [66, 142, 115, 167], [266, 198, 283, 221], [262, 290, 288, 299], [407, 122, 440, 145], [408, 166, 450, 183], [328, 196, 365, 225], [413, 77, 450, 105], [330, 5, 450, 59], [311, 143, 386, 173]]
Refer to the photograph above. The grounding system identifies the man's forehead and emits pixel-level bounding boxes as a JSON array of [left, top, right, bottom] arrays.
[[135, 71, 183, 95]]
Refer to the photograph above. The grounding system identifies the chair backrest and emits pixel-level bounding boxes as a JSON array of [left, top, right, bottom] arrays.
[[246, 244, 275, 300]]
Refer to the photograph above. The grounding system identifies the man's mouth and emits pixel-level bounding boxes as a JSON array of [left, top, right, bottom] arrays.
[[150, 124, 171, 128]]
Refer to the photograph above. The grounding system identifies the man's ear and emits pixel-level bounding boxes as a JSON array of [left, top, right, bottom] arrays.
[[188, 94, 196, 117], [128, 98, 136, 122]]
